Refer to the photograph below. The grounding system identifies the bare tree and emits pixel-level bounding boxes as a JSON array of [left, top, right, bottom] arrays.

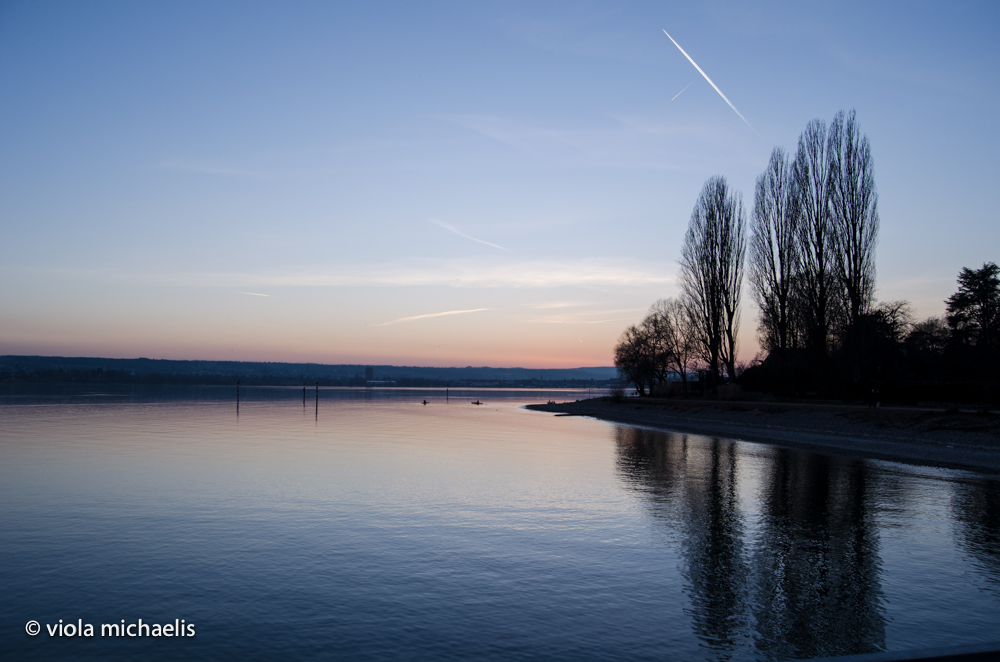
[[681, 186, 722, 385], [791, 119, 836, 365], [827, 110, 879, 382], [614, 324, 654, 395], [680, 176, 746, 384], [720, 195, 747, 383], [640, 305, 672, 388], [647, 298, 698, 396], [828, 109, 879, 335], [905, 316, 949, 377], [749, 147, 799, 356], [875, 300, 913, 346], [907, 316, 948, 355], [668, 298, 700, 396]]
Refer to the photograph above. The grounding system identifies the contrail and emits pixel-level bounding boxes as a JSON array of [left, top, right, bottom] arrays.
[[240, 292, 271, 297], [662, 29, 756, 133], [377, 308, 490, 326], [431, 219, 509, 252], [671, 82, 692, 101]]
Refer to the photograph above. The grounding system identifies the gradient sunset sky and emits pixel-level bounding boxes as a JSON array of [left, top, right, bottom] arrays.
[[2, 1, 997, 368]]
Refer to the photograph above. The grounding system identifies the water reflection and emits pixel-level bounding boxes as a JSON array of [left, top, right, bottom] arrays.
[[3, 392, 1000, 660], [953, 478, 1000, 590], [751, 448, 885, 659], [615, 427, 886, 660]]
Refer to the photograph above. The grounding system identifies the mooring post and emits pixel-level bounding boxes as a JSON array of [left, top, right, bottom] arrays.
[[315, 382, 318, 419], [236, 380, 240, 415], [303, 383, 306, 407]]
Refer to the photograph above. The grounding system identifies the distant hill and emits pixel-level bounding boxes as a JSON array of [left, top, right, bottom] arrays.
[[0, 355, 618, 387]]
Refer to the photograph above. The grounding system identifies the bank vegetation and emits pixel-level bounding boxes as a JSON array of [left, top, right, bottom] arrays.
[[615, 110, 999, 406]]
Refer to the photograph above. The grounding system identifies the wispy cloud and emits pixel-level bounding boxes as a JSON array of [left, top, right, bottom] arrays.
[[662, 29, 757, 135], [377, 308, 491, 326], [431, 219, 509, 252], [240, 292, 272, 297], [191, 259, 676, 289], [12, 258, 676, 290]]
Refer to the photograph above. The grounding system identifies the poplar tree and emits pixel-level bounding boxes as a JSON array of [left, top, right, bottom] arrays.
[[749, 147, 799, 356], [680, 176, 746, 384]]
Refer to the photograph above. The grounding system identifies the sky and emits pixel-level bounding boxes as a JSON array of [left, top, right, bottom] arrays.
[[1, 1, 998, 368]]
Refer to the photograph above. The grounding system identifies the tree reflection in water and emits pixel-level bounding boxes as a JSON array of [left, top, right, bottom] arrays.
[[615, 426, 886, 660], [953, 477, 1000, 591], [751, 447, 885, 659]]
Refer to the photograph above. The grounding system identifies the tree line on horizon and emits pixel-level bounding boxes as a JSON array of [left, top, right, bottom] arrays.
[[615, 110, 999, 404], [0, 356, 620, 388]]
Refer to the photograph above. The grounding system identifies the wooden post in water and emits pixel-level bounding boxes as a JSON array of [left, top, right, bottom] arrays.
[[314, 382, 318, 419], [303, 383, 306, 407], [236, 380, 240, 415]]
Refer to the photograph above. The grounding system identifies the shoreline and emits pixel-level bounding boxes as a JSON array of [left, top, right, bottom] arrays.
[[526, 398, 1000, 474]]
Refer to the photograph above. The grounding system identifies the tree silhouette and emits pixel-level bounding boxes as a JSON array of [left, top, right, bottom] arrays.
[[614, 323, 654, 395], [946, 262, 1000, 351], [791, 119, 837, 375], [750, 147, 800, 358], [680, 176, 746, 384], [648, 298, 699, 397], [828, 109, 879, 382]]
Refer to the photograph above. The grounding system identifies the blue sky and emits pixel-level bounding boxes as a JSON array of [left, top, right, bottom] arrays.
[[2, 1, 998, 367]]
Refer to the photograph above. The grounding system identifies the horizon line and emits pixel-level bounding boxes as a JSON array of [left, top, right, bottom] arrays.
[[0, 353, 615, 371]]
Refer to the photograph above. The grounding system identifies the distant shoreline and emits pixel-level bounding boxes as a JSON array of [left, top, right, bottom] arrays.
[[0, 355, 617, 389], [526, 398, 1000, 474]]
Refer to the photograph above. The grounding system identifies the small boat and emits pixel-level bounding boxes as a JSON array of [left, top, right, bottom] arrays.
[[422, 400, 428, 405], [471, 400, 483, 405]]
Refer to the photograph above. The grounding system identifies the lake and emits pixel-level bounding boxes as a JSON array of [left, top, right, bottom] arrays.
[[2, 385, 999, 660]]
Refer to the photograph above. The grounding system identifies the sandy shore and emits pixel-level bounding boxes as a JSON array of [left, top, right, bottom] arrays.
[[526, 398, 1000, 473]]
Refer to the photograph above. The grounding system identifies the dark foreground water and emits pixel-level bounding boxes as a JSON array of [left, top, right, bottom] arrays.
[[2, 385, 999, 660]]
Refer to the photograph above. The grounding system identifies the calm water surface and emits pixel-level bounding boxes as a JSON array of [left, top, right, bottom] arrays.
[[2, 386, 999, 660]]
